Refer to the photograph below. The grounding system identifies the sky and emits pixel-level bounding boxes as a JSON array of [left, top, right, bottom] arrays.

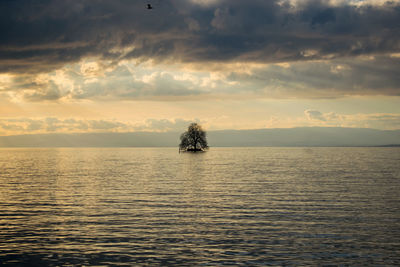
[[0, 0, 400, 135]]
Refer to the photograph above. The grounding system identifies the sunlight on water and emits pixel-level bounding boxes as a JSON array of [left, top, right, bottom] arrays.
[[0, 147, 399, 265]]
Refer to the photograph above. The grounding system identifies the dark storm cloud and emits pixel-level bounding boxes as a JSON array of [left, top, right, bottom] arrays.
[[1, 0, 400, 73]]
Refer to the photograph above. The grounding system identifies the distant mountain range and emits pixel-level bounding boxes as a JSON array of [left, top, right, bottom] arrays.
[[0, 127, 400, 147]]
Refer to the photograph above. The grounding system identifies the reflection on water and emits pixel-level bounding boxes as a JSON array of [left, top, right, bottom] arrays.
[[0, 147, 399, 266]]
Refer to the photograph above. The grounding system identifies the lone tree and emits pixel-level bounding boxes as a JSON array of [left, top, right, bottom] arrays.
[[179, 123, 209, 152]]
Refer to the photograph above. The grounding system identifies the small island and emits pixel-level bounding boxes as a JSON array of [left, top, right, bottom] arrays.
[[179, 123, 209, 152]]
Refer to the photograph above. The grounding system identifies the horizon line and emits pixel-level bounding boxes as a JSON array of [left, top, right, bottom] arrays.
[[1, 125, 400, 137]]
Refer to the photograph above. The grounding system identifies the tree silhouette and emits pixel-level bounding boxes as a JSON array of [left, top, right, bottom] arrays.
[[179, 123, 208, 152]]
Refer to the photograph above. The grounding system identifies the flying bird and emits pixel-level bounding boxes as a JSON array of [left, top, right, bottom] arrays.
[[147, 4, 153, 9]]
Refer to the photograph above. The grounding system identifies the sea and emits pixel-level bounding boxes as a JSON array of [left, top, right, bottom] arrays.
[[0, 147, 399, 266]]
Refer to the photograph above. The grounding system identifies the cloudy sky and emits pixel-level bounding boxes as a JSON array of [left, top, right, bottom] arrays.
[[1, 0, 400, 135]]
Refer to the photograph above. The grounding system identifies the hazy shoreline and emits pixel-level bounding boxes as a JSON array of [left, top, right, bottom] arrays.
[[1, 127, 399, 147]]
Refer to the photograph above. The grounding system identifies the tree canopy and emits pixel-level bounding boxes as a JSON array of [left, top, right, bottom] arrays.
[[179, 123, 208, 152]]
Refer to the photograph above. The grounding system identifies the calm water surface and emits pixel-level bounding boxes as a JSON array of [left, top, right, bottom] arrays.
[[0, 147, 399, 266]]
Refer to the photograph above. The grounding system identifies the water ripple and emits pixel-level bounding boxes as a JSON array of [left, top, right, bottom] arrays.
[[0, 147, 399, 266]]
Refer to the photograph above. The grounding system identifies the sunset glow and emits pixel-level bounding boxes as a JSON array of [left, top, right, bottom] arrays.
[[1, 0, 399, 135]]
